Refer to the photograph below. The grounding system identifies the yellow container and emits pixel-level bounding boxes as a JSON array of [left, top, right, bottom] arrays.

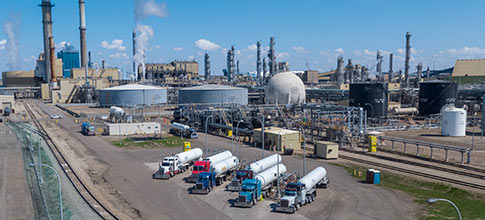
[[368, 145, 377, 152], [368, 135, 377, 146], [183, 142, 191, 151], [228, 130, 233, 137]]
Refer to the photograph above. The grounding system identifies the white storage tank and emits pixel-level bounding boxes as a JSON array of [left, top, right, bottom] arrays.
[[441, 107, 466, 136], [205, 151, 233, 165], [176, 148, 203, 164], [212, 156, 239, 175], [299, 167, 327, 190], [247, 154, 281, 174], [255, 164, 287, 187]]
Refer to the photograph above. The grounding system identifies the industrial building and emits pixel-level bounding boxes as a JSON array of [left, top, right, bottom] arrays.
[[253, 127, 301, 152], [57, 45, 80, 78], [34, 52, 64, 81], [301, 70, 319, 84], [452, 59, 485, 84], [349, 83, 388, 118], [71, 67, 120, 81], [105, 122, 161, 136], [138, 61, 199, 81], [99, 84, 167, 107], [178, 84, 248, 105], [1, 71, 38, 87]]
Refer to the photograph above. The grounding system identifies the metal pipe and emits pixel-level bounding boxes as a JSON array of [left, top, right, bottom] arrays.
[[405, 32, 411, 88], [205, 115, 213, 153], [426, 198, 462, 220], [31, 163, 63, 220]]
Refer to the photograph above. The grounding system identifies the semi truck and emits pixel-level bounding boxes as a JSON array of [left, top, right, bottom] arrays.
[[3, 107, 10, 116], [274, 167, 329, 214], [234, 163, 287, 208], [153, 148, 203, 179], [185, 150, 233, 183], [227, 154, 282, 191], [170, 122, 198, 139], [191, 156, 240, 194], [81, 122, 95, 136]]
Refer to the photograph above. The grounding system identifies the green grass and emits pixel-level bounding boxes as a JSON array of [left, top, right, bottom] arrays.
[[331, 162, 485, 220], [112, 135, 187, 148]]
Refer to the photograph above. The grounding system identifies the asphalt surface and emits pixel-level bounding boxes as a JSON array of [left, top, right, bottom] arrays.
[[35, 101, 416, 220]]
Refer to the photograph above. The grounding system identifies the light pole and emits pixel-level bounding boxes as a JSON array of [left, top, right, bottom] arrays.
[[296, 125, 307, 176], [276, 129, 283, 199], [30, 163, 63, 220], [251, 115, 265, 159], [235, 120, 242, 158], [205, 115, 213, 153], [426, 198, 462, 220]]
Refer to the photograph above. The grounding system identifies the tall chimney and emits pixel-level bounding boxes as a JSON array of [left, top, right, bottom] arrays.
[[79, 0, 88, 68], [256, 41, 261, 85], [88, 51, 92, 68], [132, 29, 136, 75], [263, 57, 267, 83], [204, 53, 210, 80], [376, 51, 383, 77], [40, 0, 54, 83], [417, 63, 423, 84], [336, 56, 344, 84], [268, 37, 276, 77], [405, 32, 411, 88], [49, 37, 56, 84], [389, 53, 393, 82]]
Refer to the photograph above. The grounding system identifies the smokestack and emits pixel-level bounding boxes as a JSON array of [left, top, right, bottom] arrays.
[[405, 32, 411, 88], [389, 53, 393, 82], [230, 46, 236, 82], [226, 49, 231, 81], [88, 51, 92, 68], [256, 41, 261, 84], [426, 66, 430, 79], [49, 37, 56, 85], [132, 29, 136, 74], [345, 59, 352, 84], [78, 0, 88, 68], [337, 56, 344, 84], [376, 51, 383, 80], [102, 60, 105, 69], [204, 53, 210, 80], [263, 57, 267, 83], [417, 63, 423, 84], [268, 37, 276, 77], [40, 0, 54, 83]]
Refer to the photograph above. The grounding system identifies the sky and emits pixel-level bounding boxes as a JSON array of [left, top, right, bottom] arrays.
[[1, 0, 485, 79]]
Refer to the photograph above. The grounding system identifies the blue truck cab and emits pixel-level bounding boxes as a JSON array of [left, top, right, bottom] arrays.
[[233, 179, 261, 208], [191, 172, 216, 194]]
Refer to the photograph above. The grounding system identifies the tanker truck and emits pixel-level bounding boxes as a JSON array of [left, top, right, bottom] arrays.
[[185, 150, 233, 183], [274, 167, 329, 213], [170, 122, 198, 139], [227, 154, 282, 191], [191, 156, 240, 194], [234, 163, 287, 208], [153, 148, 203, 179]]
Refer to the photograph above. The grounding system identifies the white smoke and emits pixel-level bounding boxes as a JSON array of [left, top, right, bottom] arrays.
[[3, 14, 21, 71], [134, 24, 154, 80], [0, 39, 6, 50], [135, 0, 168, 21]]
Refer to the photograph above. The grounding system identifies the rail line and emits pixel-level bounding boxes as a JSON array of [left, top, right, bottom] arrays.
[[23, 101, 119, 220], [340, 153, 485, 191]]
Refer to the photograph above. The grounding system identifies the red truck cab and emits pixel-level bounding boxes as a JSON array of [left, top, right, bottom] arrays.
[[186, 160, 211, 183]]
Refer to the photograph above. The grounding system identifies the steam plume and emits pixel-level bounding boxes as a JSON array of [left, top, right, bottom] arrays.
[[3, 13, 21, 71]]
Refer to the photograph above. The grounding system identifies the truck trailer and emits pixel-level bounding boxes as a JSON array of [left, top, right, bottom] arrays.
[[153, 148, 203, 179], [185, 150, 233, 183], [227, 154, 282, 191], [233, 163, 287, 208], [170, 122, 198, 139], [191, 156, 240, 194], [274, 167, 329, 214]]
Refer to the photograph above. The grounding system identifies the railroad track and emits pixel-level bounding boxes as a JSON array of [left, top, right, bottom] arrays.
[[340, 153, 485, 191], [23, 101, 119, 220]]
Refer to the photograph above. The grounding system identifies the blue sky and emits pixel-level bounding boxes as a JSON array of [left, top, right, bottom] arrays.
[[2, 0, 485, 78]]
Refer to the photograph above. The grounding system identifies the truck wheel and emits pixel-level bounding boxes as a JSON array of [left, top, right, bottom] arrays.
[[291, 207, 296, 213], [252, 199, 255, 206]]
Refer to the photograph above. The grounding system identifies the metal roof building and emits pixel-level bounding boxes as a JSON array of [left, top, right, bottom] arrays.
[[452, 59, 485, 84]]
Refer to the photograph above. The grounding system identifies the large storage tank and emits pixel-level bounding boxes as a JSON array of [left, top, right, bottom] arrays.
[[349, 83, 388, 118], [265, 72, 306, 104], [99, 84, 167, 107], [299, 167, 327, 189], [247, 154, 281, 174], [419, 81, 457, 116], [441, 107, 466, 136], [255, 164, 287, 187], [482, 95, 485, 134], [179, 85, 248, 105]]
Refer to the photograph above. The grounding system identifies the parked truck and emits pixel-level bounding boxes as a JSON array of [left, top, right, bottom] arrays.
[[81, 122, 95, 136], [234, 163, 287, 208], [227, 154, 282, 191], [185, 150, 233, 183], [191, 156, 240, 194], [170, 122, 198, 139], [274, 167, 329, 214], [153, 148, 203, 179], [3, 107, 10, 116]]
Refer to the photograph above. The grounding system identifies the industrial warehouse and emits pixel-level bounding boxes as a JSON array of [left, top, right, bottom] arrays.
[[1, 1, 485, 220]]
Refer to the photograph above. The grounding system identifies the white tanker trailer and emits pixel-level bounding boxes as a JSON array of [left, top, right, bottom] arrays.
[[274, 167, 329, 213], [227, 154, 282, 191], [153, 148, 203, 179]]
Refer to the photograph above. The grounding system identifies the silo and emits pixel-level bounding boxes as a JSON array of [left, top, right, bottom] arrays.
[[419, 81, 457, 116], [99, 84, 167, 107], [349, 83, 388, 118], [178, 84, 248, 105], [441, 107, 466, 136]]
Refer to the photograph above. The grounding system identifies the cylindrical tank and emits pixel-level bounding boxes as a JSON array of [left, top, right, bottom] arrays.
[[179, 85, 248, 105], [419, 81, 457, 116], [255, 164, 287, 187], [247, 154, 282, 174], [109, 106, 124, 115], [299, 167, 327, 190], [391, 107, 418, 115], [172, 122, 190, 131], [265, 72, 306, 104], [441, 107, 466, 136], [99, 84, 167, 107], [349, 83, 388, 118], [176, 148, 203, 164], [212, 156, 239, 176], [205, 151, 233, 165]]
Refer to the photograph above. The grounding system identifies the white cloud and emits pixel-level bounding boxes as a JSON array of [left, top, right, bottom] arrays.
[[135, 0, 168, 21], [292, 46, 307, 53], [188, 55, 195, 60], [0, 39, 6, 50], [173, 47, 183, 51], [194, 39, 220, 51], [334, 48, 344, 54], [397, 48, 405, 55], [154, 45, 161, 49], [247, 44, 257, 51], [109, 53, 129, 59], [56, 41, 71, 50], [101, 39, 126, 51], [277, 52, 289, 59]]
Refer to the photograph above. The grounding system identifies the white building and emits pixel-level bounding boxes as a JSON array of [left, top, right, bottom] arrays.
[[105, 122, 161, 136]]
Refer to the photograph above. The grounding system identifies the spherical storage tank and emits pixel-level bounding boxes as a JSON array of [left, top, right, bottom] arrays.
[[419, 81, 457, 116], [179, 85, 248, 105], [349, 83, 388, 118], [441, 107, 466, 136], [265, 72, 306, 104], [99, 84, 167, 107]]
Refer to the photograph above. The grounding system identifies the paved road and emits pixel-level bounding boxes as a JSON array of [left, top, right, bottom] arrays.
[[36, 101, 416, 220], [0, 123, 34, 220]]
